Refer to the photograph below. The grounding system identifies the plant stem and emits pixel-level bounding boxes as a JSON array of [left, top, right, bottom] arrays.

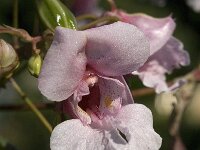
[[76, 14, 98, 21], [10, 78, 52, 132], [79, 16, 119, 30], [169, 81, 197, 150]]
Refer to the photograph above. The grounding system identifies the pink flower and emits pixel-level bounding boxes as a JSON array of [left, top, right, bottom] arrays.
[[107, 11, 190, 93], [38, 22, 162, 149]]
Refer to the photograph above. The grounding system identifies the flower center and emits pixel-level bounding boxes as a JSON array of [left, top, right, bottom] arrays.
[[78, 70, 103, 123]]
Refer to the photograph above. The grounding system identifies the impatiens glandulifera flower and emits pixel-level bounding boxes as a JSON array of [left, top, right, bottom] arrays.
[[107, 10, 190, 93], [38, 21, 150, 102], [38, 22, 162, 149], [0, 39, 19, 78]]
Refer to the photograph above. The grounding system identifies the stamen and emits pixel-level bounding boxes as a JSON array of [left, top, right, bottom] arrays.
[[85, 76, 98, 87]]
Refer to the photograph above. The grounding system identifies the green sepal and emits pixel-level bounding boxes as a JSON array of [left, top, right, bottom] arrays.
[[37, 0, 77, 31]]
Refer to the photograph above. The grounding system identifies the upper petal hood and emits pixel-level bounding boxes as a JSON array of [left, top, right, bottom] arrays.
[[38, 27, 87, 101], [85, 21, 150, 76], [108, 11, 175, 54]]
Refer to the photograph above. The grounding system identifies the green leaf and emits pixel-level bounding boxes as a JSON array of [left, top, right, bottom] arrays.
[[36, 0, 77, 31]]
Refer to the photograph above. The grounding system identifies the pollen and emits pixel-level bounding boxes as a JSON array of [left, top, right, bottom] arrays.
[[104, 96, 113, 108]]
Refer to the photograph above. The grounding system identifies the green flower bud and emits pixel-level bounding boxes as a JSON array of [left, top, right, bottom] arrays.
[[0, 39, 19, 78], [28, 54, 42, 77], [37, 0, 77, 31]]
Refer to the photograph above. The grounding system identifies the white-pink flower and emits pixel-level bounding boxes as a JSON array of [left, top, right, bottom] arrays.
[[38, 22, 162, 149], [107, 11, 190, 93]]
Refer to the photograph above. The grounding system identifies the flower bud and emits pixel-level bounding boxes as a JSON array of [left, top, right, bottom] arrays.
[[37, 0, 77, 31], [185, 83, 200, 126], [28, 54, 42, 77], [0, 39, 19, 77], [155, 92, 177, 117]]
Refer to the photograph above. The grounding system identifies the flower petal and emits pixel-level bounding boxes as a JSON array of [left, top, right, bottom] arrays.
[[134, 37, 190, 93], [64, 81, 92, 125], [98, 76, 125, 115], [150, 37, 190, 71], [115, 76, 134, 105], [114, 104, 162, 150], [50, 119, 105, 150], [112, 12, 175, 54], [51, 104, 162, 150], [85, 21, 150, 76], [133, 61, 169, 93], [38, 27, 87, 101]]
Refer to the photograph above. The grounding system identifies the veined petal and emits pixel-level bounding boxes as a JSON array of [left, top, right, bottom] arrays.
[[112, 12, 175, 54], [133, 61, 169, 93], [85, 21, 150, 76], [98, 76, 125, 115], [134, 37, 190, 93], [150, 37, 190, 71], [114, 104, 162, 150], [115, 76, 134, 105], [38, 27, 87, 101], [50, 119, 105, 150]]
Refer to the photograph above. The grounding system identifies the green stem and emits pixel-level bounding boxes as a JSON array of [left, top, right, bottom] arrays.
[[79, 16, 119, 30], [10, 78, 53, 133], [76, 14, 98, 21], [13, 0, 19, 49]]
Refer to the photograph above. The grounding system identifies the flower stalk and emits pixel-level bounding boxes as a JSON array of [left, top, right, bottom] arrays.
[[169, 69, 199, 150], [79, 16, 119, 30], [10, 78, 52, 132], [76, 14, 98, 21]]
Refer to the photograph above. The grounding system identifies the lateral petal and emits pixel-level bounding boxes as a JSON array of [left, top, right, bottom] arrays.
[[38, 27, 87, 101]]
